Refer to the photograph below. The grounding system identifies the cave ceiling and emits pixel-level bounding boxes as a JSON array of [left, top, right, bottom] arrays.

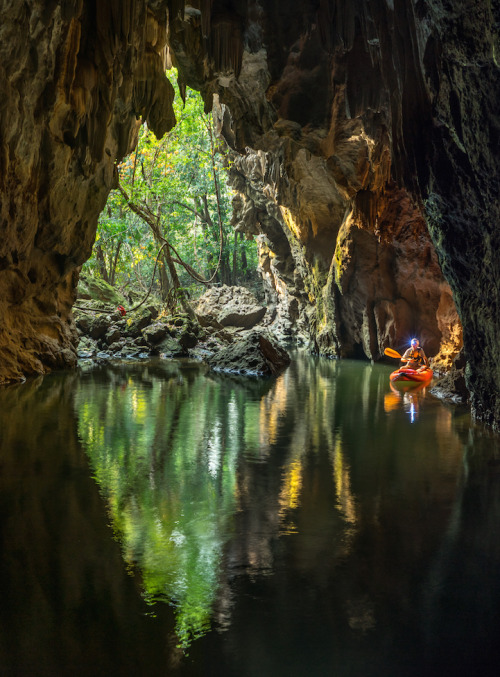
[[0, 0, 499, 427]]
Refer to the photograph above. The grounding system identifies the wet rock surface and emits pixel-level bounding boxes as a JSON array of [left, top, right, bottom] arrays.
[[206, 332, 291, 376], [430, 351, 469, 405]]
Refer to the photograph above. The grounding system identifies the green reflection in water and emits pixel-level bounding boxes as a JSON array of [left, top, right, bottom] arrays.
[[75, 361, 251, 648], [73, 354, 466, 657]]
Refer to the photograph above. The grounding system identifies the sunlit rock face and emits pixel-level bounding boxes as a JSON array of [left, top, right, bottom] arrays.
[[1, 1, 499, 428]]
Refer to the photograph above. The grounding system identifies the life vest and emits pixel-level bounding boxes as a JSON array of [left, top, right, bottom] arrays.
[[408, 348, 424, 365]]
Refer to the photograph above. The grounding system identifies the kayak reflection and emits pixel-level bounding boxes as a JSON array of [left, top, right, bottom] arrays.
[[384, 382, 428, 422]]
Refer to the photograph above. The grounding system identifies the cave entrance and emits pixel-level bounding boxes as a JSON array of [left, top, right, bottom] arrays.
[[81, 70, 260, 319]]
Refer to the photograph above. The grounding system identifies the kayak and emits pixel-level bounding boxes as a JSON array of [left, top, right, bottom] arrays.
[[390, 367, 433, 387]]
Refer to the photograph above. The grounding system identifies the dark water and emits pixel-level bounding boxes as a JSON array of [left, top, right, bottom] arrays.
[[1, 354, 500, 677]]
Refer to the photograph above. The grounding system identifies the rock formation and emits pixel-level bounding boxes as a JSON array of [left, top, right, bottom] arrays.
[[0, 1, 174, 380], [194, 284, 267, 329], [1, 1, 499, 427]]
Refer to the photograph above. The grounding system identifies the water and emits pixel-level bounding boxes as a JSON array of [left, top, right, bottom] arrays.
[[1, 354, 500, 676]]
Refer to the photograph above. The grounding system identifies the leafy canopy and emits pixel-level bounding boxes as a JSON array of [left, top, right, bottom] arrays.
[[84, 69, 257, 302]]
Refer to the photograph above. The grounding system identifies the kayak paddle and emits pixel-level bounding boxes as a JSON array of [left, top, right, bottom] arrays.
[[384, 347, 402, 359]]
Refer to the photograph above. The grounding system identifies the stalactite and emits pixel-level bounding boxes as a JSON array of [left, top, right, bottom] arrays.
[[200, 0, 214, 38], [209, 18, 243, 76]]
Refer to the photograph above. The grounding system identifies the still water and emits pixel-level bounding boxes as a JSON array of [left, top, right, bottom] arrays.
[[1, 354, 500, 676]]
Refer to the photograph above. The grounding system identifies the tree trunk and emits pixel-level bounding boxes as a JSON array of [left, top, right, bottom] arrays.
[[240, 233, 248, 278], [232, 232, 238, 284], [95, 244, 109, 283], [165, 245, 196, 319], [109, 240, 122, 286], [159, 256, 171, 302]]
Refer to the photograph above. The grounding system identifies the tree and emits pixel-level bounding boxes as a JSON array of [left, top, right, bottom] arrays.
[[82, 69, 258, 312]]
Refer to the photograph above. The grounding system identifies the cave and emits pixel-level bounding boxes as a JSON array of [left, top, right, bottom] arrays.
[[0, 1, 499, 427]]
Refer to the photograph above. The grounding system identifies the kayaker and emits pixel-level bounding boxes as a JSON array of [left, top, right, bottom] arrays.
[[401, 338, 428, 371]]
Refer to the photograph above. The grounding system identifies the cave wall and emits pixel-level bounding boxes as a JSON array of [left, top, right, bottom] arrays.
[[0, 0, 175, 380], [171, 1, 464, 362], [1, 1, 499, 427], [169, 0, 497, 418]]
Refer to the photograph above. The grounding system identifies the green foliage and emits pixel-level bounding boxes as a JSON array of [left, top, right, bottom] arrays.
[[75, 363, 242, 649], [83, 70, 258, 301]]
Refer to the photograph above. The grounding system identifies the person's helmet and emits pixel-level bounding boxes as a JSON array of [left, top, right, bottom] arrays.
[[410, 338, 419, 347]]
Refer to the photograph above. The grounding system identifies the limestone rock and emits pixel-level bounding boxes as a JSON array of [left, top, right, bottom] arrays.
[[195, 285, 266, 329], [105, 327, 121, 345], [143, 323, 169, 344], [88, 315, 112, 340], [126, 310, 154, 338], [77, 274, 125, 306], [157, 336, 186, 358], [0, 1, 175, 384], [206, 333, 290, 376], [179, 331, 198, 350], [431, 352, 469, 404]]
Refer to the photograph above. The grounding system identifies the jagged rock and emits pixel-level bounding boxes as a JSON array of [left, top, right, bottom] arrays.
[[431, 352, 469, 404], [88, 315, 112, 340], [206, 333, 290, 376], [195, 285, 267, 329], [126, 310, 154, 338], [157, 336, 185, 357], [76, 316, 92, 335], [77, 336, 97, 358], [117, 346, 142, 358], [219, 306, 266, 328], [105, 327, 121, 345], [108, 340, 125, 354], [179, 331, 198, 350], [143, 323, 169, 344]]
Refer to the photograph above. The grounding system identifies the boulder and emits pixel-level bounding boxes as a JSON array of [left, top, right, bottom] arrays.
[[105, 327, 121, 345], [75, 316, 92, 334], [88, 315, 112, 340], [206, 332, 290, 376], [143, 323, 168, 344], [219, 306, 266, 328], [126, 309, 154, 337], [77, 336, 97, 358], [195, 286, 267, 329], [179, 330, 198, 350], [77, 273, 126, 306], [157, 336, 186, 357]]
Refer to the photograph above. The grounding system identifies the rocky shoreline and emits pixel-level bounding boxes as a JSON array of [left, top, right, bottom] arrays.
[[74, 285, 291, 377]]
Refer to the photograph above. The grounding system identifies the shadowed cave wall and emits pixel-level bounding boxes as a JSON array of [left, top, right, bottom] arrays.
[[0, 1, 499, 426]]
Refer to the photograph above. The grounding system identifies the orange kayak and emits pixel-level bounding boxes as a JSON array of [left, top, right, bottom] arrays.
[[390, 367, 433, 387]]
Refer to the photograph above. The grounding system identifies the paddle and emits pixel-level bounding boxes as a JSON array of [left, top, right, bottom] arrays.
[[384, 347, 402, 359]]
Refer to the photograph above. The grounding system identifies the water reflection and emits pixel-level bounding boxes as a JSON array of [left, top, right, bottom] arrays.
[[75, 361, 246, 648], [4, 355, 500, 675], [384, 382, 429, 422], [74, 357, 464, 652]]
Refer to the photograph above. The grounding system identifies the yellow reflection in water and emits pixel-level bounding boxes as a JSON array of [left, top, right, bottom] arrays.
[[278, 458, 304, 534], [332, 439, 357, 526], [260, 373, 289, 447], [130, 390, 147, 424], [384, 391, 401, 413], [279, 460, 303, 510]]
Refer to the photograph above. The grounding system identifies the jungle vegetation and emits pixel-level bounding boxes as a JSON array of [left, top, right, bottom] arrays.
[[82, 70, 258, 311]]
